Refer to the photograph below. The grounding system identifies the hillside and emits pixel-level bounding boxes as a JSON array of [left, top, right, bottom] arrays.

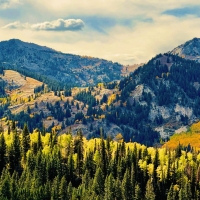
[[108, 52, 200, 144], [1, 38, 200, 147], [0, 39, 135, 87], [1, 53, 200, 146], [163, 121, 200, 150], [0, 128, 199, 200], [170, 37, 200, 62]]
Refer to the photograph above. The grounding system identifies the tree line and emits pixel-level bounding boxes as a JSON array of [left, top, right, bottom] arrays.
[[0, 124, 199, 199]]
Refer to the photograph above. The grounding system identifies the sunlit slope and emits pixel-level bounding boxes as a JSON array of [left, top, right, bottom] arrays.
[[163, 121, 200, 150]]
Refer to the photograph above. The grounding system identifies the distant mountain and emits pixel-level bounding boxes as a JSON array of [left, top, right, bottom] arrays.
[[0, 39, 132, 87], [170, 37, 200, 62]]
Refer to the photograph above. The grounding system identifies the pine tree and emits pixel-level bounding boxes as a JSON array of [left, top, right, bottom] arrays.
[[7, 145, 16, 173], [104, 173, 115, 200], [114, 178, 123, 200], [92, 167, 104, 197], [7, 125, 11, 135], [59, 176, 68, 200], [122, 169, 133, 200], [0, 169, 11, 199], [51, 176, 59, 200], [100, 136, 107, 178], [0, 134, 6, 173], [74, 129, 84, 177], [167, 184, 178, 200], [12, 130, 21, 171], [11, 120, 16, 131], [178, 176, 192, 200], [145, 179, 156, 200], [134, 184, 142, 200], [37, 131, 43, 151], [67, 154, 74, 183], [67, 182, 73, 200], [21, 123, 30, 160]]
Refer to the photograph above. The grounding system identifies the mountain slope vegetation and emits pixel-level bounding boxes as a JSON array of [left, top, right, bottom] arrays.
[[1, 38, 200, 146], [0, 39, 130, 88], [0, 127, 199, 200]]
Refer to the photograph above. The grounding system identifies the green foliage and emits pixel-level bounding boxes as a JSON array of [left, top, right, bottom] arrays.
[[75, 90, 97, 107], [22, 124, 30, 159], [0, 123, 200, 199]]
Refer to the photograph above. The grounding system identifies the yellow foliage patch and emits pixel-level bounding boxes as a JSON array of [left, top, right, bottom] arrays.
[[97, 83, 104, 88], [163, 121, 200, 150], [107, 94, 116, 105]]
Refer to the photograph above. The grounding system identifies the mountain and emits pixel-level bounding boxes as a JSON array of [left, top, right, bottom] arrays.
[[170, 37, 200, 62], [0, 39, 133, 87], [108, 52, 200, 144], [2, 38, 200, 146]]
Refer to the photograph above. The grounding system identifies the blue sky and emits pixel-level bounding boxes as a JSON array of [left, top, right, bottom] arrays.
[[1, 0, 200, 64]]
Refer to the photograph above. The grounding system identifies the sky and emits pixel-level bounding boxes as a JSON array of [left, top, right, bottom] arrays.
[[1, 0, 200, 65]]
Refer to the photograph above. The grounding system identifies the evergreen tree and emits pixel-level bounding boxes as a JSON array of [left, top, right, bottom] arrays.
[[21, 124, 30, 160], [92, 167, 104, 197], [51, 176, 59, 200], [114, 178, 123, 200], [74, 129, 84, 177], [7, 125, 11, 135], [122, 169, 133, 200], [59, 176, 68, 200], [104, 173, 115, 200], [12, 130, 21, 171], [11, 120, 16, 131], [134, 184, 142, 200], [145, 179, 156, 200], [0, 173, 11, 199], [167, 184, 178, 200], [36, 131, 43, 151], [0, 134, 6, 173]]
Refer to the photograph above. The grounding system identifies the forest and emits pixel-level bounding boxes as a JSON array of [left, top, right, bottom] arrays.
[[0, 123, 199, 200]]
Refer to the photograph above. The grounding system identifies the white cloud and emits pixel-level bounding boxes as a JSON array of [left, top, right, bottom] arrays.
[[2, 21, 29, 29], [0, 0, 20, 9], [2, 19, 84, 31], [31, 19, 84, 31]]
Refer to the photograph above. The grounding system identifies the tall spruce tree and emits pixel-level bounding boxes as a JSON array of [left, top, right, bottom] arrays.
[[104, 173, 115, 200], [122, 169, 133, 200], [21, 123, 30, 160], [0, 134, 6, 173], [145, 179, 156, 200], [92, 167, 104, 197], [59, 176, 68, 200]]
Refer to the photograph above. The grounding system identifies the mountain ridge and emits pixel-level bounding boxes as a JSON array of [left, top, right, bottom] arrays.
[[169, 37, 200, 62], [0, 39, 136, 87]]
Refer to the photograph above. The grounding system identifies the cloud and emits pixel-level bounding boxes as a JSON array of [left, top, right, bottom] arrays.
[[2, 21, 29, 29], [163, 6, 200, 17], [2, 1, 200, 65], [0, 0, 20, 9], [31, 19, 84, 31], [2, 18, 84, 31]]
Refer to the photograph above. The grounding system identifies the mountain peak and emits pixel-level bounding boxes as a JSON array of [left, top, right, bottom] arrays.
[[170, 37, 200, 61], [1, 39, 57, 53]]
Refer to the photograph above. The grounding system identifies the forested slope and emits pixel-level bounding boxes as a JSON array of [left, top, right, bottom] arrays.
[[0, 125, 199, 200]]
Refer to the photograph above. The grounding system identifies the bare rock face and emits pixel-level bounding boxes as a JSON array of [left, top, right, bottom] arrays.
[[170, 37, 200, 62]]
